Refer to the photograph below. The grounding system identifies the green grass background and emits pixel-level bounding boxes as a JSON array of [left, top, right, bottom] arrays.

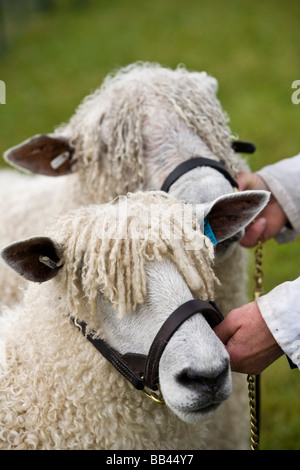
[[0, 0, 300, 450]]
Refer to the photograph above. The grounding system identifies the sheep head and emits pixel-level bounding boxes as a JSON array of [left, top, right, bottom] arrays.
[[2, 189, 269, 317], [3, 63, 240, 200]]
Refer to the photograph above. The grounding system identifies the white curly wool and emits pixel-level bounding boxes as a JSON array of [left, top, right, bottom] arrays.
[[56, 62, 245, 202], [0, 192, 250, 450], [54, 192, 217, 321]]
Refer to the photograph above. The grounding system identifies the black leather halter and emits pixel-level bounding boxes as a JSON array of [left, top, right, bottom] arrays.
[[160, 157, 238, 193], [72, 298, 223, 393], [160, 140, 256, 193]]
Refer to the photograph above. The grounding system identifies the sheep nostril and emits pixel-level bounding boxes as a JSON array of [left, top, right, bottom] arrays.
[[177, 363, 229, 393]]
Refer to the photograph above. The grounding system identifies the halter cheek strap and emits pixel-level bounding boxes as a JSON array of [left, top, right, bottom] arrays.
[[71, 319, 145, 390]]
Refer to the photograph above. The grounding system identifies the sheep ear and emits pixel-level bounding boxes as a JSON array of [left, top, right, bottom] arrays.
[[203, 190, 270, 242], [1, 237, 63, 282], [4, 134, 75, 176]]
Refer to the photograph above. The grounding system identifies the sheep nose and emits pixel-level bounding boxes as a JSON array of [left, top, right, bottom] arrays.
[[177, 361, 229, 395]]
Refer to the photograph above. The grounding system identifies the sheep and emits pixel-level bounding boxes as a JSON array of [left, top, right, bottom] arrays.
[[1, 62, 251, 308], [0, 189, 269, 450]]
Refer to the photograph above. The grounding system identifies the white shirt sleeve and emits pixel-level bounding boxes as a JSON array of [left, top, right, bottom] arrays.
[[257, 279, 300, 369], [255, 154, 300, 369], [257, 153, 300, 243]]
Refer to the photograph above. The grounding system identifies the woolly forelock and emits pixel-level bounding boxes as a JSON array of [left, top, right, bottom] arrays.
[[56, 62, 242, 203], [49, 191, 219, 321]]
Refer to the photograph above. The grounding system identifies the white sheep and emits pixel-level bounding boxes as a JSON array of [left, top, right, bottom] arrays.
[[0, 190, 268, 450], [1, 62, 251, 308]]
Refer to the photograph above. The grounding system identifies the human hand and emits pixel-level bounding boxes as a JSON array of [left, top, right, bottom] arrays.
[[237, 172, 288, 247], [214, 301, 283, 375]]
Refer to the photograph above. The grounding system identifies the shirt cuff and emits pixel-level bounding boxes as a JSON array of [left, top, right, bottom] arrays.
[[257, 281, 300, 369]]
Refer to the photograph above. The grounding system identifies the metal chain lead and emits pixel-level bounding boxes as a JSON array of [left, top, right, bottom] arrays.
[[253, 238, 264, 300], [247, 237, 264, 450], [247, 374, 259, 450]]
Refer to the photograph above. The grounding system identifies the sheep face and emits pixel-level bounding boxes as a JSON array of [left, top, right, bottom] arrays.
[[100, 258, 231, 423]]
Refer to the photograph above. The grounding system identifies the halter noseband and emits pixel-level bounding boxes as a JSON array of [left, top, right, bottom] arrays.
[[160, 157, 238, 193], [72, 298, 223, 399], [160, 141, 256, 193]]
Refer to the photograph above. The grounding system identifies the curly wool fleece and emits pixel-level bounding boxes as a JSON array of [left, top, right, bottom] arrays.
[[57, 62, 241, 204], [51, 191, 218, 323]]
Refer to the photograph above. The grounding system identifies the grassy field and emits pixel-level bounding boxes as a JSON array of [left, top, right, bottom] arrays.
[[1, 0, 300, 450]]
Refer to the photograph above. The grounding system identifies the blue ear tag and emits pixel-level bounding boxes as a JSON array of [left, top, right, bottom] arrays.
[[204, 219, 218, 246]]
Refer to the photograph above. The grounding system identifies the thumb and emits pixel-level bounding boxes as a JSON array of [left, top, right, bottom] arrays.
[[214, 313, 239, 345], [236, 172, 268, 192]]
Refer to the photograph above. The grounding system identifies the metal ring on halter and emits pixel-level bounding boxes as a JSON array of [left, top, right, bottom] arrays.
[[141, 379, 165, 405]]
